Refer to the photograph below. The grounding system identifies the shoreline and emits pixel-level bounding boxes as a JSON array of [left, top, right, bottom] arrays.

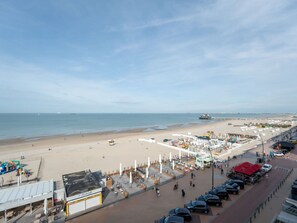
[[0, 113, 284, 142], [0, 115, 294, 182], [0, 120, 225, 146]]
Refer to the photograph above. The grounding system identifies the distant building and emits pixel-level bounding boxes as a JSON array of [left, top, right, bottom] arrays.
[[62, 170, 106, 217]]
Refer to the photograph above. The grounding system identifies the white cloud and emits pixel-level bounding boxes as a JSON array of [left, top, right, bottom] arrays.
[[1, 0, 297, 112]]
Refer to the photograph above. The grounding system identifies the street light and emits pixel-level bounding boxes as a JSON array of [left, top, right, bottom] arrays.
[[256, 132, 265, 163], [207, 146, 214, 190], [253, 130, 266, 162]]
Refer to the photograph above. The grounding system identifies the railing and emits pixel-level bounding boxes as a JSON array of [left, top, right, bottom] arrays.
[[282, 204, 297, 216], [246, 168, 293, 223]]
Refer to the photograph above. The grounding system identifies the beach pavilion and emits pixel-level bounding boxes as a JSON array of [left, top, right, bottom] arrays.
[[62, 169, 106, 217], [0, 180, 54, 222]]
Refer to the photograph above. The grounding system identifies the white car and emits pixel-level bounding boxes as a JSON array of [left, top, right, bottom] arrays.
[[261, 164, 272, 172], [274, 151, 284, 157]]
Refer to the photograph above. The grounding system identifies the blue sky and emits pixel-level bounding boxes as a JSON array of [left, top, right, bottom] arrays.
[[0, 0, 297, 113]]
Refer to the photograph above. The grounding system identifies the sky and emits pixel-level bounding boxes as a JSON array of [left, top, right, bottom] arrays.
[[0, 0, 297, 113]]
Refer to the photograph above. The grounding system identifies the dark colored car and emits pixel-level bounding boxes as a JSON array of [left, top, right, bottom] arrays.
[[208, 188, 229, 200], [156, 215, 185, 223], [169, 208, 192, 222], [196, 194, 222, 207], [184, 200, 209, 214], [225, 179, 245, 189], [217, 184, 239, 195]]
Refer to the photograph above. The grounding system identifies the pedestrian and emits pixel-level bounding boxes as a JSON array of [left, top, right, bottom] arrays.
[[191, 172, 194, 179], [192, 184, 195, 188], [156, 187, 160, 197], [221, 168, 224, 175], [182, 189, 185, 197], [190, 180, 192, 186]]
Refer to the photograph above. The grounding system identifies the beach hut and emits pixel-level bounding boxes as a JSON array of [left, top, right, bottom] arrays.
[[62, 170, 106, 217]]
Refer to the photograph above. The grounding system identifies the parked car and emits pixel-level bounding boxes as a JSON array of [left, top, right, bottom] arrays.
[[184, 200, 209, 214], [274, 151, 284, 157], [197, 194, 222, 207], [261, 164, 272, 172], [169, 208, 192, 222], [226, 182, 240, 190], [156, 215, 185, 223], [208, 187, 229, 200], [282, 149, 290, 154], [224, 179, 245, 189], [217, 184, 239, 195]]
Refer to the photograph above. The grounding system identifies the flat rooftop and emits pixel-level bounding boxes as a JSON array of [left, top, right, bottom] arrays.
[[62, 170, 104, 198], [0, 180, 54, 212]]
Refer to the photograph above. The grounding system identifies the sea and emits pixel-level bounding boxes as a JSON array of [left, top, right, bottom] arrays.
[[0, 113, 283, 140]]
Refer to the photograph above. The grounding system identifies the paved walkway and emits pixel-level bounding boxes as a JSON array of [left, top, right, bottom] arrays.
[[68, 146, 297, 223], [253, 168, 297, 223], [211, 149, 297, 223]]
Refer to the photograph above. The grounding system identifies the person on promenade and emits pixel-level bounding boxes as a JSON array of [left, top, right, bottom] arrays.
[[156, 187, 160, 197], [174, 182, 178, 190], [182, 189, 185, 197]]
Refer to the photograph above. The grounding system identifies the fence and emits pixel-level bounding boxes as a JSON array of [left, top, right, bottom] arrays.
[[246, 168, 293, 223]]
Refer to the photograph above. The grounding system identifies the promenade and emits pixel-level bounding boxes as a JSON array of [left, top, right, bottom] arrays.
[[68, 144, 297, 223]]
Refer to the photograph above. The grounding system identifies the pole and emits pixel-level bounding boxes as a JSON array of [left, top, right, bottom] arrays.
[[148, 157, 150, 167], [160, 163, 162, 173], [134, 160, 137, 171], [146, 167, 149, 179], [262, 137, 265, 162], [207, 147, 214, 189], [172, 160, 175, 170], [169, 152, 172, 162], [120, 163, 122, 176], [259, 134, 265, 162], [159, 154, 162, 163], [44, 198, 48, 215]]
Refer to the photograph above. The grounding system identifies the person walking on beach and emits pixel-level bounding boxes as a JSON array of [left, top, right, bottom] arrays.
[[182, 189, 185, 197]]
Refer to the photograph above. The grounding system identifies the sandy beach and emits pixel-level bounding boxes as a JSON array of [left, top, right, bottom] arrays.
[[0, 116, 294, 182]]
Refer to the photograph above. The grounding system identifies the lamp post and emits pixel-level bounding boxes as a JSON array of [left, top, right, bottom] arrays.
[[207, 147, 214, 189], [257, 133, 265, 163]]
